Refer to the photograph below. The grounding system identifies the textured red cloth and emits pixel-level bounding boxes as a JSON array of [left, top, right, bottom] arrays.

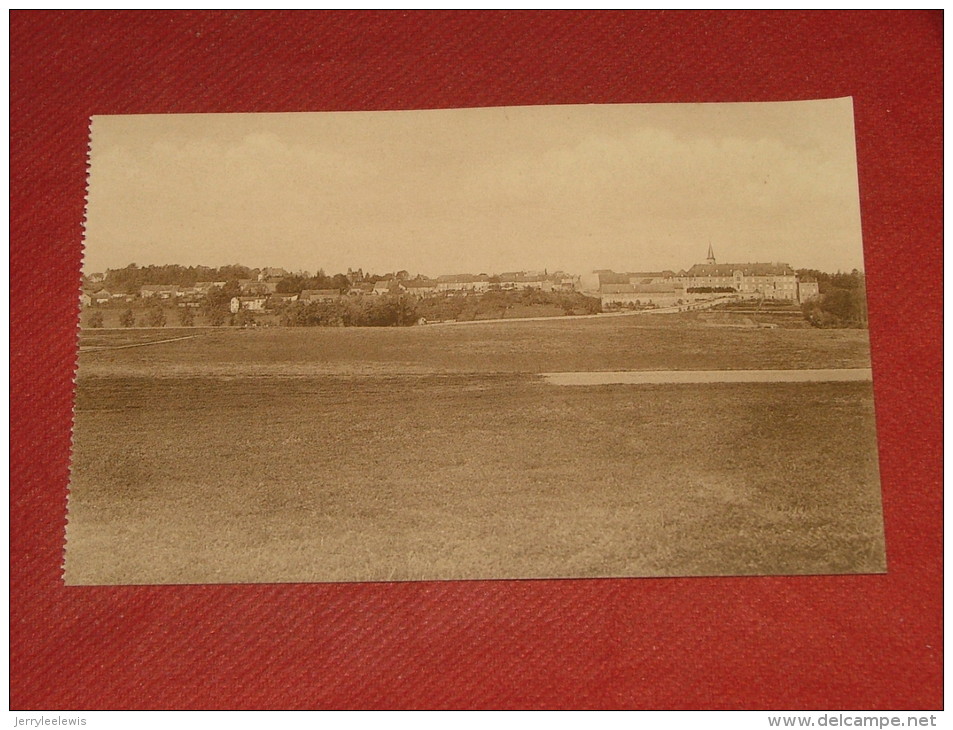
[[10, 10, 942, 710]]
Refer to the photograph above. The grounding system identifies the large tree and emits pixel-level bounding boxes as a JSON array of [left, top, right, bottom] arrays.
[[801, 271, 867, 328]]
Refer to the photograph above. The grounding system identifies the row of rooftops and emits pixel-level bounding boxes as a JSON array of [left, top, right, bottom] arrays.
[[139, 282, 227, 294], [683, 262, 797, 277], [235, 289, 340, 301], [85, 254, 814, 300], [582, 250, 813, 295], [85, 277, 561, 300], [433, 272, 574, 283], [86, 271, 574, 295], [592, 263, 797, 282]]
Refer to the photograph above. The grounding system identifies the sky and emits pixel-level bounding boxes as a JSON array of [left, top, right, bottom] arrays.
[[83, 99, 866, 277]]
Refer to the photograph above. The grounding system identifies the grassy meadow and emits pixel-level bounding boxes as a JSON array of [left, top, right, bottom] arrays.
[[76, 313, 873, 377], [66, 316, 884, 584]]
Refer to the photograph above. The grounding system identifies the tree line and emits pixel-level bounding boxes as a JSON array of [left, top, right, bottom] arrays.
[[796, 268, 868, 328], [87, 288, 603, 329], [99, 264, 256, 294], [95, 263, 399, 296], [280, 296, 419, 327]]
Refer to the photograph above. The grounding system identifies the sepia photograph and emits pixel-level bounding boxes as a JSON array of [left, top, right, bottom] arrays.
[[66, 98, 885, 585]]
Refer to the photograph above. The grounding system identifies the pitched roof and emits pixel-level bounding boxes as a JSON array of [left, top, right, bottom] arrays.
[[601, 283, 681, 294], [436, 274, 489, 283], [499, 273, 544, 283], [597, 272, 629, 286], [627, 270, 676, 280], [685, 263, 795, 277]]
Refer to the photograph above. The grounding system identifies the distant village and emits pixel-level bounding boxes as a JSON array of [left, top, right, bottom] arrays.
[[82, 247, 821, 317]]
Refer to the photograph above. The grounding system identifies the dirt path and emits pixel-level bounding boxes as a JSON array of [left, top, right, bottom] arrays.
[[79, 334, 206, 353], [541, 368, 873, 385]]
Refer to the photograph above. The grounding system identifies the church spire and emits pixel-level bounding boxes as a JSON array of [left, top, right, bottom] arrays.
[[706, 242, 716, 265]]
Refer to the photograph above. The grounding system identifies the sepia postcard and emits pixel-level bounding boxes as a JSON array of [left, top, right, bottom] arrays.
[[67, 99, 885, 585]]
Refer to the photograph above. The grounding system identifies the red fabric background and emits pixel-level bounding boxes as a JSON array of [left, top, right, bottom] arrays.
[[10, 11, 942, 710]]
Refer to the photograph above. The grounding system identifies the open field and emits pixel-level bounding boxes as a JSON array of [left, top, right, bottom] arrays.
[[66, 318, 883, 584], [76, 315, 872, 378]]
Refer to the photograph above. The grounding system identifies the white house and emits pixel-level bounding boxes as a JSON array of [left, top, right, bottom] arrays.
[[230, 295, 268, 313]]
